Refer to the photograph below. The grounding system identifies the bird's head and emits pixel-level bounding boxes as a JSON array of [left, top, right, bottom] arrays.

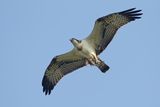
[[70, 38, 82, 50]]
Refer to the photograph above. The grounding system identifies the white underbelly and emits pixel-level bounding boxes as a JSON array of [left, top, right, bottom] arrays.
[[79, 40, 96, 59]]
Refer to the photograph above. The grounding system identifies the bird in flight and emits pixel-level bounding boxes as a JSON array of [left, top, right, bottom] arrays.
[[42, 8, 142, 95]]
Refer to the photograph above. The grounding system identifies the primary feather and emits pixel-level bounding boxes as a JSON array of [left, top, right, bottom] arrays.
[[42, 8, 142, 95], [86, 8, 142, 54]]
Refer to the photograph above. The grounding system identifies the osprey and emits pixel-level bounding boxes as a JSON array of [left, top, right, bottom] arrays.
[[42, 8, 142, 95]]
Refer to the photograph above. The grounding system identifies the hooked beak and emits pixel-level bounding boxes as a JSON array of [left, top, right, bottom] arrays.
[[70, 38, 74, 42]]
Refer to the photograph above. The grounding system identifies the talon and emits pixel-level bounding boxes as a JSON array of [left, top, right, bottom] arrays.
[[88, 54, 100, 65], [88, 58, 95, 65], [96, 60, 101, 64]]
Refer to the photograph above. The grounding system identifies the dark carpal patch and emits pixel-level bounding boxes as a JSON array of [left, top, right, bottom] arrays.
[[102, 27, 107, 38], [47, 56, 57, 70]]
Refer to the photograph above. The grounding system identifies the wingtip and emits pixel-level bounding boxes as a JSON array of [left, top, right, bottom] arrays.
[[42, 75, 54, 95], [119, 8, 136, 14], [119, 8, 143, 21]]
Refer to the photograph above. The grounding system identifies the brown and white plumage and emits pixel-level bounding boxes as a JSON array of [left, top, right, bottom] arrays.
[[86, 8, 142, 55], [42, 8, 142, 95], [42, 49, 87, 95]]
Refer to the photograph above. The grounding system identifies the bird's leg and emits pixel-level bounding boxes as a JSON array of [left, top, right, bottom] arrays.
[[95, 56, 101, 64], [92, 54, 101, 64], [88, 54, 101, 65], [88, 58, 95, 65]]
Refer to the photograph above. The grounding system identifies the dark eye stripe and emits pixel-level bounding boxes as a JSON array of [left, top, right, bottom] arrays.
[[75, 39, 81, 43], [78, 40, 81, 43]]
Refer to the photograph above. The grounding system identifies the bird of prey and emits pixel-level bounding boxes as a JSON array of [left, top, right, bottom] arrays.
[[42, 8, 142, 95]]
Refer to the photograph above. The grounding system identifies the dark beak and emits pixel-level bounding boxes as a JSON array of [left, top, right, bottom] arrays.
[[70, 38, 74, 42]]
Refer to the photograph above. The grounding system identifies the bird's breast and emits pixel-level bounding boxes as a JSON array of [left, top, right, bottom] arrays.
[[79, 40, 96, 59]]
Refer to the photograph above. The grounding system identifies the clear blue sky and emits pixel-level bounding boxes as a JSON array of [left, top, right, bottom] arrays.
[[0, 0, 160, 107]]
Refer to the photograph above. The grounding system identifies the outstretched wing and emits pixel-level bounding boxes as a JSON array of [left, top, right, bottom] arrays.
[[86, 8, 142, 55], [42, 49, 87, 95]]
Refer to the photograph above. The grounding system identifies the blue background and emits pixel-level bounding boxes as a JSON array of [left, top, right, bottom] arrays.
[[1, 0, 160, 107]]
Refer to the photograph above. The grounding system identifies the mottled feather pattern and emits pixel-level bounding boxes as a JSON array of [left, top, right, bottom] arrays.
[[97, 8, 142, 29], [42, 8, 142, 95], [97, 24, 118, 54], [87, 8, 142, 55], [42, 53, 86, 95]]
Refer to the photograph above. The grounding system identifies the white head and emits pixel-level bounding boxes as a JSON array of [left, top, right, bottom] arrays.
[[70, 38, 82, 50]]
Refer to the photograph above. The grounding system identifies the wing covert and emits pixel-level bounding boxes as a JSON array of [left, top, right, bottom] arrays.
[[42, 49, 87, 95], [86, 8, 142, 55]]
